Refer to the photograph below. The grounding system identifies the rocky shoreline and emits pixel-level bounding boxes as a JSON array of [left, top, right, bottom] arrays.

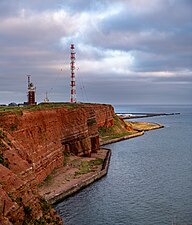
[[0, 103, 165, 224], [39, 148, 111, 205], [39, 122, 164, 205], [100, 131, 144, 145]]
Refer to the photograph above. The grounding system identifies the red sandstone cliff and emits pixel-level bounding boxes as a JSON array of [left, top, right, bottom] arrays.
[[0, 103, 115, 224]]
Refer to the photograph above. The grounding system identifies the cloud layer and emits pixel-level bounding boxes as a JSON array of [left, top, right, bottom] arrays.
[[0, 0, 191, 104]]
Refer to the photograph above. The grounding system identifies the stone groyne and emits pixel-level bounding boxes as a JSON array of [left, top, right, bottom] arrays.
[[45, 148, 111, 205]]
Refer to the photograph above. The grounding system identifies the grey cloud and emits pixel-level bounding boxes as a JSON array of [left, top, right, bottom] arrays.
[[100, 1, 192, 32], [0, 0, 191, 104], [76, 77, 192, 105]]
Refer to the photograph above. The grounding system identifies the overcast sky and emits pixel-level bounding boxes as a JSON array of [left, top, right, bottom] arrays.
[[0, 0, 191, 105]]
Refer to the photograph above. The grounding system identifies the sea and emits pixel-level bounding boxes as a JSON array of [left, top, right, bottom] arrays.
[[55, 105, 192, 225]]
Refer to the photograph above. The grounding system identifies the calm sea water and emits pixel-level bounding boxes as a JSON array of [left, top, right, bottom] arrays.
[[55, 105, 192, 225]]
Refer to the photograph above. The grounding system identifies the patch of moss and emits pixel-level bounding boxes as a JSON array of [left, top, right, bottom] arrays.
[[87, 118, 97, 126], [89, 158, 103, 166], [10, 124, 17, 132], [71, 158, 81, 168], [23, 205, 33, 224], [0, 153, 9, 168], [0, 130, 6, 138], [39, 197, 51, 215], [0, 130, 12, 147], [75, 158, 103, 176], [38, 169, 59, 188], [34, 218, 47, 225], [43, 174, 52, 185], [75, 161, 92, 175], [63, 150, 70, 166], [24, 205, 32, 215], [0, 140, 6, 150], [7, 139, 12, 146], [15, 197, 23, 206], [7, 192, 13, 200]]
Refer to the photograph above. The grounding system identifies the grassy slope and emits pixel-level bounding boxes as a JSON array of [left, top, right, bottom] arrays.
[[0, 103, 78, 114], [98, 115, 162, 143], [98, 115, 137, 142]]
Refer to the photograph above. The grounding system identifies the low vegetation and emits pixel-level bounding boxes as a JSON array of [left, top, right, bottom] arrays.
[[38, 169, 57, 188], [0, 153, 9, 168], [99, 115, 162, 143], [0, 102, 79, 114], [125, 121, 161, 131], [0, 129, 11, 168], [63, 150, 70, 166], [0, 130, 11, 145], [98, 115, 137, 142], [75, 158, 104, 176], [75, 161, 92, 175], [39, 197, 51, 215]]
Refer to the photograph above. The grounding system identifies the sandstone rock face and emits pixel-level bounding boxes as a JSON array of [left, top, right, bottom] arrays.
[[0, 103, 115, 224]]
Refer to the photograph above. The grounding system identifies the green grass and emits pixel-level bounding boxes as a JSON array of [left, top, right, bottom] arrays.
[[75, 158, 104, 176], [10, 124, 17, 131], [39, 197, 51, 215], [87, 118, 97, 126], [43, 174, 52, 185], [89, 158, 103, 166], [38, 168, 58, 188], [71, 158, 81, 168], [63, 151, 70, 166], [0, 140, 7, 151], [38, 174, 52, 188], [0, 130, 12, 147], [0, 130, 6, 138], [75, 161, 93, 175], [98, 115, 136, 142], [0, 102, 79, 114], [0, 102, 111, 114]]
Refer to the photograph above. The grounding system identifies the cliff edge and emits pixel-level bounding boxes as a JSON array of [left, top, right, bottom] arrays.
[[0, 103, 116, 224]]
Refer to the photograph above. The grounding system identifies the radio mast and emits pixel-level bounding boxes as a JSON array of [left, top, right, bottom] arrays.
[[70, 44, 76, 103]]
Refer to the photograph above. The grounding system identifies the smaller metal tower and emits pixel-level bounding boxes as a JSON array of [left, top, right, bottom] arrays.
[[27, 75, 36, 105], [44, 91, 49, 103], [70, 44, 76, 103]]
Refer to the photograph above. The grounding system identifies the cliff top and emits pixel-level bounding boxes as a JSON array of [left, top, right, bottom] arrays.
[[0, 102, 111, 115]]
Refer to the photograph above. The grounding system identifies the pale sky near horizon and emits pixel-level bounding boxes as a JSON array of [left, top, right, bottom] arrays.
[[0, 0, 191, 105]]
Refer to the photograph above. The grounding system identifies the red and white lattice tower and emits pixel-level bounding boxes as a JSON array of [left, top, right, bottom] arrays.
[[70, 44, 76, 103]]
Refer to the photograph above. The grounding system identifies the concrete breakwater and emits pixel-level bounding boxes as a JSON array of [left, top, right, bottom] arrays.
[[118, 112, 180, 119], [45, 148, 111, 205]]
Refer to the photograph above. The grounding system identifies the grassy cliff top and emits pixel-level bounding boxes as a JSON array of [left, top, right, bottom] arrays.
[[0, 103, 75, 112], [0, 102, 109, 114]]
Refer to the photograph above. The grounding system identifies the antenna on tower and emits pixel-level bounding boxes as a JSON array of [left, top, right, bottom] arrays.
[[27, 75, 31, 88], [44, 91, 49, 103], [70, 44, 76, 103]]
